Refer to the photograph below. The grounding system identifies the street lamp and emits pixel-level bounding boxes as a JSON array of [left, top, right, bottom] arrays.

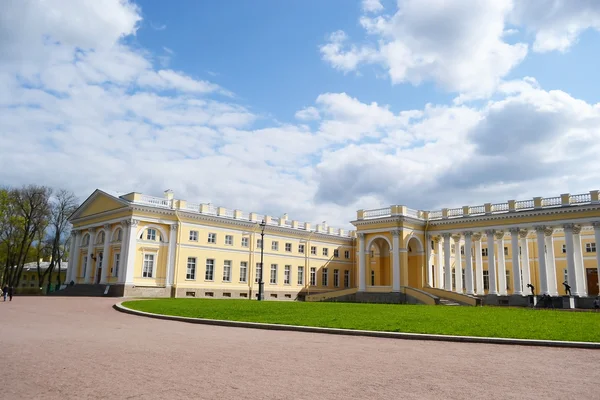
[[258, 219, 266, 301]]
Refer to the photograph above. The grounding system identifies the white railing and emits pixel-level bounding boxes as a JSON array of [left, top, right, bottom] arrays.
[[515, 199, 534, 210], [405, 208, 420, 218], [447, 208, 462, 217], [185, 202, 201, 212], [269, 218, 280, 226], [429, 210, 443, 219], [239, 211, 249, 220], [203, 204, 217, 215], [469, 205, 485, 215], [221, 208, 234, 218], [491, 202, 509, 212], [363, 207, 391, 219], [285, 220, 293, 227], [570, 193, 590, 204], [138, 195, 171, 208], [541, 196, 561, 207]]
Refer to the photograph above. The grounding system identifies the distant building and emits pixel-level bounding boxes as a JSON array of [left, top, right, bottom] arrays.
[[18, 259, 68, 292]]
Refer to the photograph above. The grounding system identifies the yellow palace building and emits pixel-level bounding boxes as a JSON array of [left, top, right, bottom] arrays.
[[66, 189, 600, 307]]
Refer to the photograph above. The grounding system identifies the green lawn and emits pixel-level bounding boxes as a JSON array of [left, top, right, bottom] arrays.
[[121, 299, 600, 342]]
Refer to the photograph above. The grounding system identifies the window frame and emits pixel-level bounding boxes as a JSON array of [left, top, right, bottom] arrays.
[[186, 257, 196, 280], [223, 260, 232, 282], [225, 235, 233, 246], [205, 259, 214, 281], [239, 261, 248, 283], [142, 253, 155, 278], [270, 264, 278, 284], [207, 233, 216, 244], [189, 230, 198, 241], [284, 265, 291, 285]]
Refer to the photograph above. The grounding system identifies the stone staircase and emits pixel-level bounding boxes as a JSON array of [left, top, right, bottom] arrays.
[[438, 298, 461, 306], [48, 284, 110, 297]]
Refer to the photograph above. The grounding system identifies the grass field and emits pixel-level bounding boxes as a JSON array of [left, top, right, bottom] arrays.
[[122, 299, 600, 342]]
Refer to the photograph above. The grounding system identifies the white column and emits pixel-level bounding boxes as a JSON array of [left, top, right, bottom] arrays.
[[425, 235, 433, 288], [117, 220, 129, 284], [544, 228, 558, 296], [509, 228, 522, 295], [67, 231, 77, 283], [572, 225, 587, 296], [123, 219, 139, 285], [435, 237, 443, 289], [519, 230, 531, 295], [166, 224, 178, 287], [358, 233, 366, 291], [485, 230, 497, 295], [100, 224, 111, 284], [495, 232, 507, 295], [474, 234, 485, 295], [391, 230, 401, 292], [594, 221, 600, 295], [563, 224, 579, 296], [443, 233, 452, 290], [535, 226, 549, 295], [464, 232, 474, 295], [85, 228, 96, 284], [453, 235, 463, 293]]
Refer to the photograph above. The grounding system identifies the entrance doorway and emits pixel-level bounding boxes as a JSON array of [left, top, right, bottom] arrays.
[[587, 268, 598, 295]]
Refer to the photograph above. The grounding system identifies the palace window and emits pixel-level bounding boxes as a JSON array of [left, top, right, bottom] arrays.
[[323, 248, 328, 257], [284, 265, 291, 285], [483, 271, 489, 290], [310, 267, 316, 286], [333, 269, 339, 287], [297, 266, 304, 285], [270, 264, 278, 284], [82, 234, 90, 247], [344, 250, 350, 259], [462, 270, 465, 289], [241, 237, 249, 247], [562, 244, 566, 254], [82, 256, 87, 278], [271, 241, 279, 251], [189, 230, 198, 241], [225, 235, 233, 245], [311, 246, 317, 255], [371, 270, 375, 286], [460, 245, 464, 255], [322, 268, 328, 286], [298, 244, 305, 254], [257, 239, 263, 249], [344, 270, 350, 288], [370, 250, 374, 258], [482, 248, 488, 257], [255, 263, 262, 283], [285, 243, 292, 252], [223, 260, 232, 282], [239, 262, 247, 283], [205, 259, 214, 281], [334, 249, 339, 258], [431, 240, 435, 250], [113, 253, 120, 277], [97, 231, 105, 244], [504, 247, 509, 256], [115, 229, 122, 242], [143, 254, 154, 278], [586, 242, 596, 253], [563, 268, 568, 284], [146, 229, 156, 241], [452, 269, 456, 290], [207, 233, 216, 244], [505, 270, 510, 290], [186, 257, 196, 280]]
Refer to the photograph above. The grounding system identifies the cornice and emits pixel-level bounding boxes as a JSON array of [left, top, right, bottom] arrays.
[[70, 206, 133, 224], [350, 216, 426, 227]]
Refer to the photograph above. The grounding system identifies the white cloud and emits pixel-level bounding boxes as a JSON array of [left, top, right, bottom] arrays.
[[362, 0, 384, 13], [2, 0, 600, 231]]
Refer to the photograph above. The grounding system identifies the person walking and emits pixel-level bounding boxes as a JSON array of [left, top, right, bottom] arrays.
[[2, 284, 7, 301], [562, 281, 572, 296], [8, 286, 14, 301]]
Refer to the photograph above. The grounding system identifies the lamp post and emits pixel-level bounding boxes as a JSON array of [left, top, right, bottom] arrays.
[[258, 219, 266, 301]]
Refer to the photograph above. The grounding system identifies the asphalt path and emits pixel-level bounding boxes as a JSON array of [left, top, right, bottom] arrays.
[[1, 297, 598, 399]]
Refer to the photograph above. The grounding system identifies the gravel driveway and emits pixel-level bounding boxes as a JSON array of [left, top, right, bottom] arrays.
[[1, 297, 598, 400]]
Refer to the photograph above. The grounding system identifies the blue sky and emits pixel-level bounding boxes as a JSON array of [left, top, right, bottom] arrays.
[[2, 0, 600, 229]]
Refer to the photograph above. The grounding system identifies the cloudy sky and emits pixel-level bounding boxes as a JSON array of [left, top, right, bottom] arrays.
[[1, 0, 600, 229]]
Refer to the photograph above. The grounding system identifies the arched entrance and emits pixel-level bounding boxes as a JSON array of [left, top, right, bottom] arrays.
[[407, 236, 425, 288], [367, 237, 391, 287]]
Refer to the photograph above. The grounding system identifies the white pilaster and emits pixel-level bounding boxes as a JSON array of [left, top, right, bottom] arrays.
[[544, 228, 558, 296], [509, 228, 522, 295], [358, 233, 366, 291], [425, 235, 433, 288], [166, 224, 178, 286], [435, 237, 443, 289], [443, 233, 452, 291], [485, 230, 497, 295], [463, 232, 474, 295], [85, 228, 96, 284], [474, 234, 485, 295], [519, 230, 531, 295], [123, 219, 139, 285], [117, 220, 129, 283], [563, 224, 579, 296], [453, 235, 463, 293], [535, 226, 549, 295], [67, 231, 77, 283], [572, 225, 587, 296], [100, 224, 111, 284], [594, 222, 600, 295], [391, 230, 401, 292], [495, 232, 507, 295]]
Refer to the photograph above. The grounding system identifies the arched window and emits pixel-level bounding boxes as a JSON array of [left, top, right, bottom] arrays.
[[82, 234, 90, 247], [97, 231, 105, 245], [113, 228, 122, 242]]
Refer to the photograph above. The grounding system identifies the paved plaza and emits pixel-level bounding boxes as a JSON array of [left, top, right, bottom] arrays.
[[1, 297, 599, 399]]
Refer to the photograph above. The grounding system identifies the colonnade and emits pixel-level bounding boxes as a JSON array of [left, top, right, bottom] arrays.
[[432, 222, 600, 297]]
